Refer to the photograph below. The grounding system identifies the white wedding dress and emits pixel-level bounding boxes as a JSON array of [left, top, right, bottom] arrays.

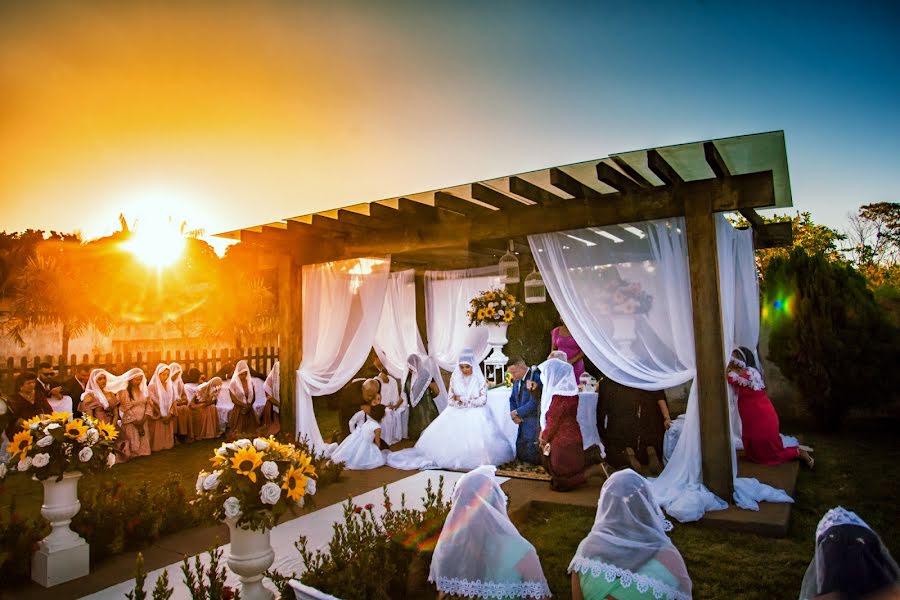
[[325, 418, 387, 470], [388, 354, 514, 471]]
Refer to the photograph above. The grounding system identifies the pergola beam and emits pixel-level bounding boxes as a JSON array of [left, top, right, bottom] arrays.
[[596, 162, 643, 192], [611, 156, 655, 187], [508, 176, 566, 205], [337, 209, 393, 230], [647, 149, 684, 185], [549, 168, 604, 199], [434, 191, 496, 217], [471, 182, 529, 211]]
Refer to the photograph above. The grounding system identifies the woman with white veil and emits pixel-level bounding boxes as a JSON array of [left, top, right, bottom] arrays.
[[147, 363, 176, 451], [169, 363, 194, 443], [430, 465, 550, 599], [115, 368, 152, 460], [404, 353, 446, 440], [569, 469, 692, 600], [228, 360, 260, 435], [261, 361, 281, 437], [191, 376, 222, 440], [80, 368, 120, 425]]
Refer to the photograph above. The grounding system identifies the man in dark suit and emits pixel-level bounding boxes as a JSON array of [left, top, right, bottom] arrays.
[[508, 357, 542, 465], [62, 363, 92, 418], [34, 362, 57, 406]]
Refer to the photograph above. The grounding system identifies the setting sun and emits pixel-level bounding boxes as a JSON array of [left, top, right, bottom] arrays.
[[121, 217, 186, 269]]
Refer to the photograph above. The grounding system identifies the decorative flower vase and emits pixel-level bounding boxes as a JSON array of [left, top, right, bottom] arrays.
[[226, 518, 275, 600], [32, 471, 90, 587], [483, 322, 510, 367]]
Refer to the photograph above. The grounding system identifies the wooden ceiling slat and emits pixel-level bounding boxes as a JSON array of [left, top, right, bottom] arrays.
[[337, 209, 392, 230], [508, 176, 566, 205], [704, 141, 731, 179], [647, 150, 684, 185], [549, 168, 604, 199], [596, 162, 643, 192], [610, 156, 655, 187], [310, 214, 369, 235], [367, 203, 408, 223], [434, 191, 495, 217], [471, 183, 528, 211]]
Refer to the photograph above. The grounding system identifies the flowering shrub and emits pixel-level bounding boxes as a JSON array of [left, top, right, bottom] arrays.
[[2, 412, 117, 481], [195, 436, 317, 532], [0, 500, 50, 586], [468, 288, 525, 326]]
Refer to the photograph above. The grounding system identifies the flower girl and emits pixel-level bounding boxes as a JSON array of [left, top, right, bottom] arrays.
[[325, 404, 387, 470]]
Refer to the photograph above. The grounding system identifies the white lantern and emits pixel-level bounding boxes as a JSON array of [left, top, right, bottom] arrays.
[[524, 268, 546, 304], [498, 240, 520, 284]]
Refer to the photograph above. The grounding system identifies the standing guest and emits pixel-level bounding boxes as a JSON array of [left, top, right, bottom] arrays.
[[34, 362, 57, 405], [116, 368, 152, 460], [227, 360, 260, 435], [596, 377, 670, 474], [62, 364, 91, 419], [569, 469, 692, 600], [539, 358, 594, 492], [325, 404, 387, 470], [429, 466, 551, 600], [192, 377, 223, 440], [404, 353, 443, 440], [47, 384, 73, 415], [5, 372, 53, 439], [799, 507, 899, 600], [551, 319, 586, 381], [727, 347, 813, 467], [374, 357, 404, 445], [261, 361, 281, 437], [147, 364, 176, 451], [169, 363, 194, 443], [508, 357, 542, 465], [80, 369, 120, 425]]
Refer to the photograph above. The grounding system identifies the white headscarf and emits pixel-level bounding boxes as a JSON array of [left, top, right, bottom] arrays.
[[197, 377, 224, 404], [448, 349, 486, 406], [537, 358, 579, 429], [405, 353, 448, 410], [799, 507, 899, 600], [83, 368, 115, 409], [168, 363, 186, 400], [429, 466, 550, 599], [148, 363, 176, 417], [115, 368, 148, 398], [264, 361, 280, 402], [568, 469, 691, 600], [228, 360, 255, 406]]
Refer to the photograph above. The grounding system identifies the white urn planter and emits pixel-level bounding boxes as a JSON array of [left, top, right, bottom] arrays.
[[226, 518, 275, 600], [32, 471, 90, 587], [483, 322, 510, 367]]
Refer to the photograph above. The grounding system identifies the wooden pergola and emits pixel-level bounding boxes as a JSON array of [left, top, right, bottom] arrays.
[[218, 130, 793, 501]]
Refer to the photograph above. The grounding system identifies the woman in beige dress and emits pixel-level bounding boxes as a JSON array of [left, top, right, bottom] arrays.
[[147, 363, 176, 451], [80, 369, 120, 425], [191, 376, 222, 440], [169, 363, 194, 443], [261, 361, 281, 437], [227, 360, 259, 436], [117, 368, 152, 460]]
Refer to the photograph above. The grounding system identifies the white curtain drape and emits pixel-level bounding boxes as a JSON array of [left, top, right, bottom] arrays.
[[296, 257, 391, 453], [425, 265, 502, 371], [374, 269, 426, 385], [529, 216, 790, 522]]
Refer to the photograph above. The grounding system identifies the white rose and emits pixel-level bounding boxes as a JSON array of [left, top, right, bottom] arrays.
[[17, 457, 32, 471], [216, 446, 229, 456], [0, 463, 7, 479], [37, 435, 54, 448], [501, 300, 507, 306], [203, 470, 222, 491], [253, 438, 269, 452], [29, 422, 40, 430], [305, 478, 317, 496], [223, 496, 241, 519], [79, 447, 93, 462], [32, 453, 50, 468], [87, 429, 100, 444], [225, 442, 237, 451], [260, 461, 279, 481], [107, 453, 116, 468], [235, 439, 251, 449], [259, 482, 282, 505], [196, 472, 209, 494], [45, 423, 61, 431]]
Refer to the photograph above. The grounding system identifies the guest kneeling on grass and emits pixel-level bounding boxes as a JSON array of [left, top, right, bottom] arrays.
[[799, 507, 899, 600], [569, 469, 692, 600], [191, 376, 222, 440], [726, 347, 814, 468], [325, 404, 387, 470], [430, 465, 551, 600]]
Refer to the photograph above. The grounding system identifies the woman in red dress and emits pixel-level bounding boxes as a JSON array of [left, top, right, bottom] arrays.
[[727, 347, 813, 467]]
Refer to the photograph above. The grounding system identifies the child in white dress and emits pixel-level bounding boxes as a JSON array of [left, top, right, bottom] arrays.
[[326, 405, 387, 470]]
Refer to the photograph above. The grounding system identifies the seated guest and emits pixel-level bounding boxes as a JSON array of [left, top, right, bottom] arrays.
[[261, 361, 281, 437], [5, 372, 53, 439], [80, 369, 120, 425], [169, 363, 194, 443], [374, 357, 404, 445], [227, 360, 260, 436], [325, 404, 387, 470], [191, 377, 222, 440], [147, 364, 177, 451], [569, 469, 692, 600], [117, 368, 152, 460], [538, 358, 602, 492], [429, 466, 550, 600], [508, 357, 542, 465], [62, 363, 91, 419], [727, 347, 813, 468], [404, 353, 443, 440], [800, 507, 899, 600], [596, 377, 670, 474]]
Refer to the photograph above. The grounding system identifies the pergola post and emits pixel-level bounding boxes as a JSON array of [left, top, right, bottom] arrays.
[[684, 193, 735, 501], [415, 270, 428, 349], [277, 253, 302, 438]]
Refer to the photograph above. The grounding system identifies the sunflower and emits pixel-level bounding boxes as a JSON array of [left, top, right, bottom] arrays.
[[231, 447, 263, 483], [485, 291, 497, 301], [7, 430, 33, 462], [506, 294, 515, 304], [64, 419, 89, 440], [49, 412, 72, 424], [97, 422, 119, 441], [476, 308, 486, 321], [484, 306, 496, 319], [503, 311, 514, 323], [21, 415, 43, 430], [281, 465, 309, 501]]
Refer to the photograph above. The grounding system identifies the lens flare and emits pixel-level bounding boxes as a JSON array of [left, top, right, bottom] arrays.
[[121, 217, 185, 269]]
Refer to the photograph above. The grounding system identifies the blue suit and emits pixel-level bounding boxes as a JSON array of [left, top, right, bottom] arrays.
[[509, 368, 542, 464]]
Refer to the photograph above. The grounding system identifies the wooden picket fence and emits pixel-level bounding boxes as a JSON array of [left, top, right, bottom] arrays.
[[1, 347, 278, 395]]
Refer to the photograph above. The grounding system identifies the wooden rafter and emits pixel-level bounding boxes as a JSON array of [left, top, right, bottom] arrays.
[[337, 209, 393, 230], [434, 191, 496, 217], [647, 149, 684, 185], [610, 156, 654, 187], [596, 162, 643, 193], [508, 176, 566, 205], [549, 168, 604, 199], [471, 183, 528, 211]]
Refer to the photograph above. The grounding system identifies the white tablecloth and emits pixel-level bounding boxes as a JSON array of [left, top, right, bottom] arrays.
[[486, 386, 602, 451]]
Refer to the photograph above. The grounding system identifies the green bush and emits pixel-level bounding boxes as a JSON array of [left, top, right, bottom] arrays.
[[506, 295, 558, 365], [763, 248, 900, 430], [0, 498, 50, 586]]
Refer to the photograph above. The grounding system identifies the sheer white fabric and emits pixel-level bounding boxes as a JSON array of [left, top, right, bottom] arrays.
[[425, 266, 502, 371], [530, 216, 790, 522], [536, 358, 580, 429], [374, 269, 426, 385], [297, 257, 391, 453], [228, 361, 255, 406], [378, 374, 404, 445], [168, 363, 186, 401], [264, 361, 280, 402], [568, 469, 691, 600], [429, 466, 551, 599], [84, 368, 116, 409], [216, 374, 267, 428], [406, 353, 449, 413], [148, 364, 176, 417]]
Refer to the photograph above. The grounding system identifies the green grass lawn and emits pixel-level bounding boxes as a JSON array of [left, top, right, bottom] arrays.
[[519, 427, 899, 600]]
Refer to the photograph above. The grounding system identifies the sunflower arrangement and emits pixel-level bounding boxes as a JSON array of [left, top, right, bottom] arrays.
[[467, 288, 525, 326], [1, 412, 118, 482], [196, 437, 317, 531]]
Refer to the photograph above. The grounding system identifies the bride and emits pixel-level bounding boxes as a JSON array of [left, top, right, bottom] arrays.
[[388, 350, 514, 471]]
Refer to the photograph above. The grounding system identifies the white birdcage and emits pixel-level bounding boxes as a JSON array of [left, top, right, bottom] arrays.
[[498, 240, 520, 284], [524, 268, 546, 303]]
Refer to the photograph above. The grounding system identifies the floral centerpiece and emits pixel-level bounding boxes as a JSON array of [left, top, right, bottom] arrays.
[[467, 289, 524, 326], [2, 412, 118, 481], [196, 436, 317, 532]]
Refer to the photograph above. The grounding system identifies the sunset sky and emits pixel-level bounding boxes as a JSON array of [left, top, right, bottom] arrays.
[[1, 1, 898, 246]]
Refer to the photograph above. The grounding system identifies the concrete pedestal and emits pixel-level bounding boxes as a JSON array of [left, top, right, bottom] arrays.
[[31, 540, 90, 587]]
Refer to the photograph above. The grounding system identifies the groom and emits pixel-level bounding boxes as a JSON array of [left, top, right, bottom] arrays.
[[508, 357, 542, 465]]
